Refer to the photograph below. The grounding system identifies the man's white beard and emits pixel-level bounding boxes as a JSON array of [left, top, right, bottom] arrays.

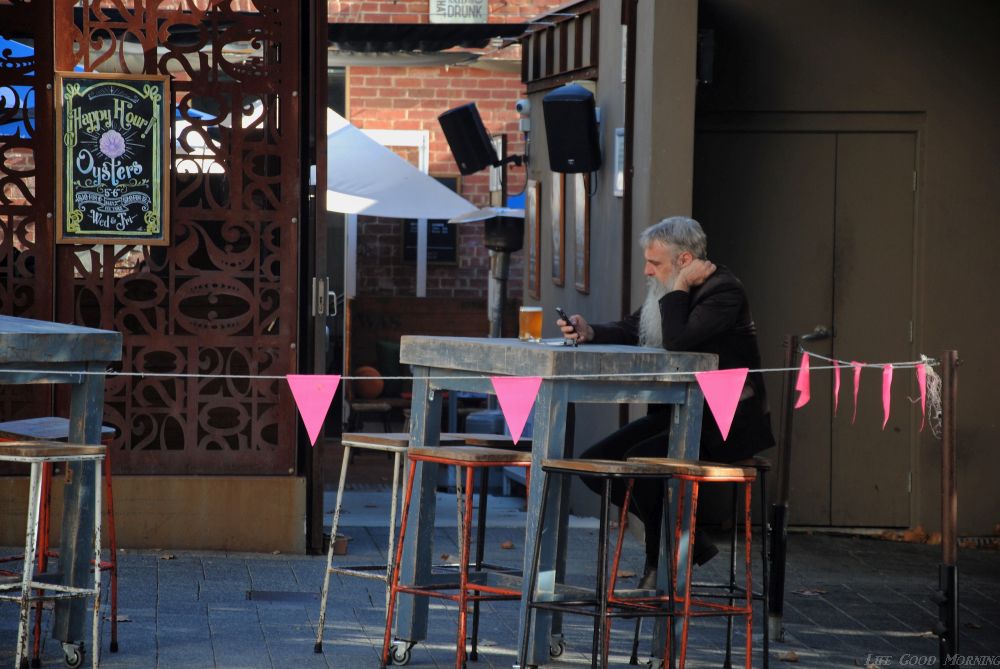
[[638, 276, 671, 348]]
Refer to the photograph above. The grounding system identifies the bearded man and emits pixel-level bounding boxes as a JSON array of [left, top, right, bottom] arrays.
[[557, 216, 775, 588]]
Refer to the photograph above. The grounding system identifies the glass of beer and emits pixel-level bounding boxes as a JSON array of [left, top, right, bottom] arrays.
[[518, 306, 543, 342]]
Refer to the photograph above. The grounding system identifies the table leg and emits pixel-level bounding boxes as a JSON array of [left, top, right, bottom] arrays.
[[517, 381, 568, 667], [53, 366, 107, 644], [394, 368, 442, 643]]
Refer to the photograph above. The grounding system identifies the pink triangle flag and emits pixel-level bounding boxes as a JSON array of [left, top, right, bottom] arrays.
[[287, 374, 341, 446], [491, 376, 542, 445], [695, 368, 749, 441], [794, 352, 810, 409], [916, 364, 928, 432], [832, 362, 842, 416], [882, 364, 893, 430], [851, 361, 863, 424]]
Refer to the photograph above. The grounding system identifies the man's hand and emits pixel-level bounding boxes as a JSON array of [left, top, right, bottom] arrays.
[[557, 313, 594, 343], [673, 259, 717, 292]]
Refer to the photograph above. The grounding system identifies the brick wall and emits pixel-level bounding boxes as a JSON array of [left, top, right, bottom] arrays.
[[340, 0, 565, 300]]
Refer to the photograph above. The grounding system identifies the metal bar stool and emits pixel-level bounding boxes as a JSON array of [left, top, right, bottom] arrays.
[[626, 456, 772, 668], [517, 459, 679, 669], [314, 432, 520, 654], [630, 457, 757, 669], [315, 431, 466, 654], [0, 440, 105, 669], [381, 446, 531, 669], [0, 417, 118, 663]]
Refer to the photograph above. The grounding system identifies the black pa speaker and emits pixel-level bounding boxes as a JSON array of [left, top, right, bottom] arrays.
[[542, 84, 601, 173], [438, 103, 498, 176]]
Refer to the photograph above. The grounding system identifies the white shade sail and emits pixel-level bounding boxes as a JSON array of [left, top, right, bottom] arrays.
[[325, 109, 477, 219]]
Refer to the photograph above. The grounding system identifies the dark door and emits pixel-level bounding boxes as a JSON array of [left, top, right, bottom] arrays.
[[694, 128, 916, 526]]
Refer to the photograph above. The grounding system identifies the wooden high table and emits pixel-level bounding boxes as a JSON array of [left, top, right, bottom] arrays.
[[0, 315, 122, 651], [396, 336, 717, 666]]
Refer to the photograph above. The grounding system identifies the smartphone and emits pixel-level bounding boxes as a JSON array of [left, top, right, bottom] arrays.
[[555, 307, 578, 345]]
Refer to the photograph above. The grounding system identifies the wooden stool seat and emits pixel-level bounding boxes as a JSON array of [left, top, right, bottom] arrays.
[[0, 440, 106, 459], [408, 445, 532, 464], [628, 456, 757, 481], [542, 458, 681, 478], [461, 434, 532, 450], [341, 432, 468, 452]]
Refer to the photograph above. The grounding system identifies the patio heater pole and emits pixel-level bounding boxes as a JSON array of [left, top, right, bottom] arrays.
[[488, 251, 511, 339], [936, 350, 959, 662]]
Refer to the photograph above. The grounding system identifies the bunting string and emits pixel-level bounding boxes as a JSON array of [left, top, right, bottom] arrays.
[[0, 353, 940, 382], [0, 351, 943, 448]]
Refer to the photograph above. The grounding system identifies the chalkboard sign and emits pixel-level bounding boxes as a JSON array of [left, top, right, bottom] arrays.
[[403, 219, 458, 264], [55, 72, 170, 245]]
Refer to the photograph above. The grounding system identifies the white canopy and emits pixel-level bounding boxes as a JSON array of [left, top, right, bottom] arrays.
[[325, 109, 477, 219]]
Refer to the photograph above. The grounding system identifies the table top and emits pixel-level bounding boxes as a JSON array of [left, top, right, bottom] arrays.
[[0, 315, 122, 363], [400, 336, 717, 380]]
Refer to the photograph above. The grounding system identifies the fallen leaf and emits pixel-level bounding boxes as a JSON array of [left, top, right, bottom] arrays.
[[500, 540, 514, 550], [619, 570, 636, 578], [927, 532, 942, 546], [792, 588, 826, 596], [778, 650, 799, 662], [902, 526, 928, 543], [160, 554, 175, 560], [440, 553, 451, 561], [271, 550, 281, 555], [959, 539, 977, 549]]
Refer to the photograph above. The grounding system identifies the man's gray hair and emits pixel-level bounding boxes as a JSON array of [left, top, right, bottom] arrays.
[[639, 216, 708, 259]]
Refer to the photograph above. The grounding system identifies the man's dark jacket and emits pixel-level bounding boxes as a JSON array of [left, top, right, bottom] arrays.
[[589, 265, 775, 461]]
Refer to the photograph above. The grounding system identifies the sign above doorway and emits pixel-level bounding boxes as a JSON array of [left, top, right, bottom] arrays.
[[430, 0, 489, 24]]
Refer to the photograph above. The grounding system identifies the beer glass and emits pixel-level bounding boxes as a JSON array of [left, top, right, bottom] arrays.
[[518, 306, 543, 342]]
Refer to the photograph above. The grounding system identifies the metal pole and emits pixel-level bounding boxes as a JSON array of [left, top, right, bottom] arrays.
[[936, 350, 959, 662], [767, 334, 798, 642]]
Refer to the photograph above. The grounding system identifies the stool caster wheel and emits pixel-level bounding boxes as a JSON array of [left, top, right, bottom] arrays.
[[390, 641, 413, 665], [549, 640, 565, 658], [63, 642, 84, 669]]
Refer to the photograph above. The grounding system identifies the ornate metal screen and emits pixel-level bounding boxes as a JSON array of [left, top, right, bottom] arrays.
[[0, 1, 56, 424], [37, 0, 299, 474]]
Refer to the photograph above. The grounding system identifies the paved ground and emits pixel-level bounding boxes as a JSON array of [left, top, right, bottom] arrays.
[[2, 487, 998, 669]]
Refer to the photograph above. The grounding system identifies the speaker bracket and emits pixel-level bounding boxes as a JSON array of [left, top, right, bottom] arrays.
[[493, 154, 525, 168]]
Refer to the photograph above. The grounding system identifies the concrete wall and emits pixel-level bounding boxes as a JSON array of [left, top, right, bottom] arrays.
[[0, 476, 306, 553], [696, 0, 1000, 534]]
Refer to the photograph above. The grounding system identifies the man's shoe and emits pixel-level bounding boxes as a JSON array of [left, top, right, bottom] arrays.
[[638, 565, 658, 589]]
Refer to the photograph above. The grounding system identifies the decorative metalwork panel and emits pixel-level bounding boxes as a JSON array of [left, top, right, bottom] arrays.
[[0, 0, 55, 425], [52, 0, 300, 475]]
